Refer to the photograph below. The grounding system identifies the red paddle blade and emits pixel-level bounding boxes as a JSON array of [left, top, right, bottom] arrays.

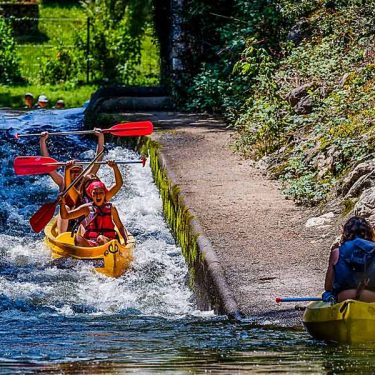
[[30, 201, 57, 233], [14, 156, 59, 175], [106, 121, 154, 137]]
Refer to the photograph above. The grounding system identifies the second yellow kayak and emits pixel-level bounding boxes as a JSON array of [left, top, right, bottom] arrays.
[[303, 299, 375, 344]]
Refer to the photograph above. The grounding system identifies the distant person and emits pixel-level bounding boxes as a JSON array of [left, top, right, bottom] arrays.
[[54, 99, 65, 109], [24, 93, 34, 109], [36, 95, 48, 109], [323, 216, 375, 303]]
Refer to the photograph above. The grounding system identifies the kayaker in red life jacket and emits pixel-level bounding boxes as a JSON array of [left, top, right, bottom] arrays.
[[324, 216, 375, 303], [59, 179, 128, 247], [40, 129, 105, 234]]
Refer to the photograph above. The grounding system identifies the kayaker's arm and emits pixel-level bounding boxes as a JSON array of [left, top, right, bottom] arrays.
[[111, 205, 127, 245], [40, 132, 64, 189], [324, 248, 339, 291], [60, 198, 90, 220], [106, 160, 123, 201], [87, 129, 105, 176]]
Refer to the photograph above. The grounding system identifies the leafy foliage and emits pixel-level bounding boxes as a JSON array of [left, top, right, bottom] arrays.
[[184, 0, 375, 205], [81, 0, 153, 83], [0, 17, 21, 84]]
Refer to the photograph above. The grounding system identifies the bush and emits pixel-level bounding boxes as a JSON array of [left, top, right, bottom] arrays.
[[0, 17, 21, 84]]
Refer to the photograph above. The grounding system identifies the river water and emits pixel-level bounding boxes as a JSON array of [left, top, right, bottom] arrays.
[[0, 108, 374, 374]]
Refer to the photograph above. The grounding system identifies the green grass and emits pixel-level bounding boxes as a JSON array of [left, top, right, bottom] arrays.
[[1, 2, 161, 109], [15, 2, 86, 83], [0, 84, 97, 109]]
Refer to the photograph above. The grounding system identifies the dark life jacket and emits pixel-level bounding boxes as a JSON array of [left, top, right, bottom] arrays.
[[334, 237, 375, 293], [83, 202, 117, 240]]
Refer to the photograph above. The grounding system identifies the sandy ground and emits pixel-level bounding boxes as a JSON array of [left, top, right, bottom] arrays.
[[126, 112, 339, 325]]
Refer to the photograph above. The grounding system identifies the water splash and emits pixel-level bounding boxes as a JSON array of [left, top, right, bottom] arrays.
[[0, 108, 199, 318]]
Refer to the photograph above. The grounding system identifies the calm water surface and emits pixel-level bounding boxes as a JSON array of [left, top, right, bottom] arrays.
[[0, 109, 374, 374]]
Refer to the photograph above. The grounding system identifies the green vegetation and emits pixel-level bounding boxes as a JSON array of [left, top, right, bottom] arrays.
[[0, 84, 96, 109], [0, 0, 160, 108], [185, 0, 375, 206], [0, 17, 22, 84]]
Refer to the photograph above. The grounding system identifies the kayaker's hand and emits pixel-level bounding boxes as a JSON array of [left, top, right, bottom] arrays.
[[107, 160, 116, 168], [94, 128, 104, 140], [58, 194, 66, 205], [40, 131, 49, 141], [322, 290, 336, 303], [65, 160, 76, 170]]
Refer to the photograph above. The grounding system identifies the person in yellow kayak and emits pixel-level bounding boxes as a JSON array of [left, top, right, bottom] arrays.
[[324, 216, 375, 303], [40, 129, 105, 233], [59, 179, 127, 247]]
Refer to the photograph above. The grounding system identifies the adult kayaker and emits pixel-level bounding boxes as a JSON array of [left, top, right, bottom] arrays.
[[324, 216, 375, 302], [40, 129, 104, 233], [59, 179, 128, 247]]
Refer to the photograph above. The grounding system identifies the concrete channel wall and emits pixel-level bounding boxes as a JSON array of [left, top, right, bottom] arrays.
[[146, 137, 241, 320]]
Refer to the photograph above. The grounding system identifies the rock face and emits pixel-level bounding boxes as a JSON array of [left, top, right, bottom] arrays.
[[286, 83, 314, 114], [354, 187, 375, 225], [338, 159, 375, 198]]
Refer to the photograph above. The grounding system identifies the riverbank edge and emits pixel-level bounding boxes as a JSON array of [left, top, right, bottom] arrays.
[[145, 137, 242, 320]]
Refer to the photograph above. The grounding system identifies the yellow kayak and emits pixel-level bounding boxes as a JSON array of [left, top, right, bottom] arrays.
[[303, 300, 375, 344], [44, 218, 134, 278]]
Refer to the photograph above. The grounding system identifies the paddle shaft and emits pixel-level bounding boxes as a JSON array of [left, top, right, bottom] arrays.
[[43, 160, 144, 167], [276, 297, 322, 303], [16, 122, 152, 138], [18, 129, 111, 137]]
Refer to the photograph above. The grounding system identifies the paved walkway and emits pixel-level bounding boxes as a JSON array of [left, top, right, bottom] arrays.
[[126, 112, 337, 325]]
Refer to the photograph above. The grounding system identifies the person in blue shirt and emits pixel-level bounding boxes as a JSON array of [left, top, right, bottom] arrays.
[[324, 216, 375, 302]]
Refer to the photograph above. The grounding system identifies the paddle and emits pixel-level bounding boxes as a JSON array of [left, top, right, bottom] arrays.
[[15, 121, 153, 139], [29, 149, 105, 233], [14, 156, 147, 175], [275, 297, 322, 303]]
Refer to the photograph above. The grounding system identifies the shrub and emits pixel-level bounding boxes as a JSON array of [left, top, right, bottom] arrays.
[[0, 17, 21, 84]]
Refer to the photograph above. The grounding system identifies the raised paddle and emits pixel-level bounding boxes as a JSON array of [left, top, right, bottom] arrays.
[[29, 149, 105, 233], [15, 121, 153, 139], [14, 156, 147, 175]]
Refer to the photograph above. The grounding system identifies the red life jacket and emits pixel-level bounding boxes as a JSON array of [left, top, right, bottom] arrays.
[[83, 203, 117, 240]]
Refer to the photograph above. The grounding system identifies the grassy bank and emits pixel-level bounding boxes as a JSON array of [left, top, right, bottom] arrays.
[[0, 84, 97, 109], [1, 1, 160, 109]]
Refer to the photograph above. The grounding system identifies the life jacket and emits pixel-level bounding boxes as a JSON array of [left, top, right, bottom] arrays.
[[334, 237, 375, 294], [82, 202, 117, 240]]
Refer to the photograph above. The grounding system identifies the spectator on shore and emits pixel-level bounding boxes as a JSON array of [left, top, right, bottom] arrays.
[[36, 95, 49, 109], [24, 93, 34, 109], [54, 99, 65, 109]]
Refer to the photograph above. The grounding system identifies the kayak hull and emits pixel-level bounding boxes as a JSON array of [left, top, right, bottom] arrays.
[[303, 300, 375, 344], [44, 218, 134, 278]]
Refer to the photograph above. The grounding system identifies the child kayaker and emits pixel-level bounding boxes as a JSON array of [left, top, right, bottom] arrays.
[[40, 129, 104, 233], [59, 179, 128, 247], [324, 216, 375, 303]]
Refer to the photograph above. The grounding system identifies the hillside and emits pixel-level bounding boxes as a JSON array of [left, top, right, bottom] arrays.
[[185, 0, 374, 216]]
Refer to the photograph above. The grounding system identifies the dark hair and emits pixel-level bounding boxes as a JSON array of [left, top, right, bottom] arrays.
[[341, 216, 375, 242]]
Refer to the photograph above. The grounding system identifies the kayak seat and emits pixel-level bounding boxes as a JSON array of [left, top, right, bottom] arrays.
[[55, 232, 75, 245]]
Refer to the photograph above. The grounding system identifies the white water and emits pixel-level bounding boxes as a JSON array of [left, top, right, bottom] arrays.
[[0, 108, 205, 318]]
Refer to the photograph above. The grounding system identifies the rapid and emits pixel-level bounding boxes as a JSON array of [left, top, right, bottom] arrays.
[[0, 108, 374, 374]]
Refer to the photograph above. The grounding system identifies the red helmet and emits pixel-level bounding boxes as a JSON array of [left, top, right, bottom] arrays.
[[86, 181, 107, 198]]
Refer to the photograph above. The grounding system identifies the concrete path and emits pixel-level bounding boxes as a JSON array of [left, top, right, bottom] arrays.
[[126, 112, 338, 325]]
